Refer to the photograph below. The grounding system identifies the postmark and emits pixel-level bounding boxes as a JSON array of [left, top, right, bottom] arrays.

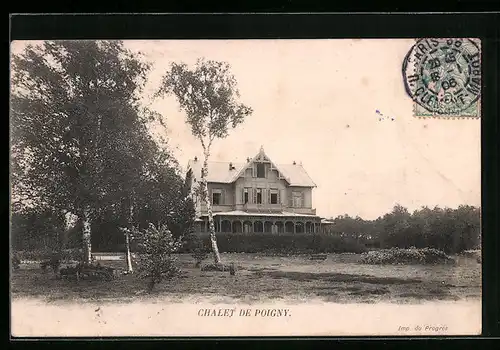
[[402, 38, 481, 118]]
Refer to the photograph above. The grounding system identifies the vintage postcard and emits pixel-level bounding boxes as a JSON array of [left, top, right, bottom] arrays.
[[10, 39, 481, 337]]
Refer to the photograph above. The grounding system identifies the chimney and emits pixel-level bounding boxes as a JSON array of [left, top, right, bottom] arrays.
[[194, 156, 198, 162], [293, 161, 296, 165], [229, 162, 234, 170], [246, 157, 250, 163]]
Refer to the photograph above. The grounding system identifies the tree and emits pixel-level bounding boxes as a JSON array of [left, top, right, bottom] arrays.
[[380, 204, 411, 248], [453, 205, 481, 251], [156, 59, 253, 264], [11, 40, 155, 263]]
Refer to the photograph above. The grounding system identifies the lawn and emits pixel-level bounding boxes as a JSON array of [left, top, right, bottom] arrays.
[[10, 252, 481, 304]]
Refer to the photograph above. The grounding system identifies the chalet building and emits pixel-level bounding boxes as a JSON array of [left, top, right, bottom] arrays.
[[187, 146, 327, 234]]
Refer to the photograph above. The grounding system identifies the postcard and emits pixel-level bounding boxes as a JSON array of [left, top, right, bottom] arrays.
[[10, 38, 481, 337]]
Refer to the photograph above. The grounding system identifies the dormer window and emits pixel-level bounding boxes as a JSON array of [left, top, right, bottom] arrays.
[[256, 163, 265, 178]]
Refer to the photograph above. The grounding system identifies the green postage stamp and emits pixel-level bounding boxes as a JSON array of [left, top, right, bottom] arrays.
[[402, 38, 481, 118]]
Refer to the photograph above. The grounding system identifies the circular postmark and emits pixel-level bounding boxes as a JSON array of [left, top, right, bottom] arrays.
[[402, 38, 481, 115]]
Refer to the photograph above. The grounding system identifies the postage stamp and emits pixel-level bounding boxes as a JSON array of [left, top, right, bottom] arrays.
[[402, 38, 481, 118]]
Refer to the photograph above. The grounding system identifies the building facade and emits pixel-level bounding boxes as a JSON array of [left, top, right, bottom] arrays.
[[187, 146, 327, 234]]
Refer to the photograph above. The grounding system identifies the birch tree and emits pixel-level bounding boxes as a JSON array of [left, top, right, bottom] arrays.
[[156, 59, 253, 264], [11, 40, 151, 263]]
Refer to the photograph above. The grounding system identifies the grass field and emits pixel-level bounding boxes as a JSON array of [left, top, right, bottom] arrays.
[[10, 252, 481, 304]]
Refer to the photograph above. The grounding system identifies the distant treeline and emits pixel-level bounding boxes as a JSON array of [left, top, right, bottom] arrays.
[[323, 204, 480, 254], [10, 203, 194, 253], [11, 204, 480, 255]]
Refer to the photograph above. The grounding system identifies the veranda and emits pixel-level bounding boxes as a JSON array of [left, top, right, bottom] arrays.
[[195, 212, 324, 234]]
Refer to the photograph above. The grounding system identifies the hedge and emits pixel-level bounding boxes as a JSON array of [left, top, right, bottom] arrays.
[[180, 232, 367, 255], [13, 233, 367, 259]]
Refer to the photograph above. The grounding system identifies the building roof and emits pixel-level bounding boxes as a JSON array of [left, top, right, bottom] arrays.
[[187, 147, 316, 187], [277, 164, 316, 187], [187, 160, 247, 183]]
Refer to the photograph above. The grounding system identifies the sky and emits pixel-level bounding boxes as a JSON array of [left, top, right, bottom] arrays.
[[11, 39, 481, 219]]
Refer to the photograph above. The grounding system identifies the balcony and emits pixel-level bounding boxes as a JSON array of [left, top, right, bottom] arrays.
[[241, 203, 284, 213], [286, 207, 317, 215], [200, 204, 234, 213], [199, 202, 316, 216]]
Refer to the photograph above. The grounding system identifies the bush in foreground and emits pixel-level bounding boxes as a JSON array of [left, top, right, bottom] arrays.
[[360, 248, 455, 265], [131, 223, 183, 292]]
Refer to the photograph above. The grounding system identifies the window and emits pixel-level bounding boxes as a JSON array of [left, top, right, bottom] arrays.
[[292, 191, 302, 207], [257, 163, 265, 178], [212, 189, 222, 205], [256, 188, 262, 204], [270, 189, 279, 204], [244, 188, 249, 204]]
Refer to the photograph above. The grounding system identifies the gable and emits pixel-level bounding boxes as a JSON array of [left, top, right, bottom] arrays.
[[230, 147, 290, 183], [186, 147, 316, 187]]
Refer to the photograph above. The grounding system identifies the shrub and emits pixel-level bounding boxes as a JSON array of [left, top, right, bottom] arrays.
[[131, 223, 183, 291], [201, 263, 230, 272], [183, 233, 209, 267], [58, 262, 117, 281], [201, 262, 238, 273], [49, 254, 62, 272], [40, 253, 62, 272], [360, 248, 455, 265], [193, 250, 209, 268]]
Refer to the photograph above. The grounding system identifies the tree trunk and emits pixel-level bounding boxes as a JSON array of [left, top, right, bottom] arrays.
[[61, 211, 77, 252], [81, 208, 92, 264], [125, 230, 133, 273], [202, 152, 222, 264], [125, 199, 134, 273], [123, 197, 134, 273]]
